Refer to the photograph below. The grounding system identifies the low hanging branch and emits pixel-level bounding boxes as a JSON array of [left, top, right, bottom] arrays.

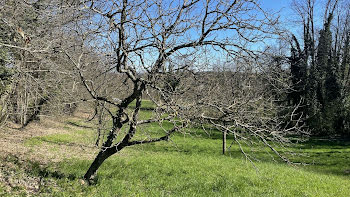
[[54, 0, 304, 182]]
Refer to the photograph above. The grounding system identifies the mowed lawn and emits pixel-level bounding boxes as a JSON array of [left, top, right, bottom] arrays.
[[1, 102, 349, 196]]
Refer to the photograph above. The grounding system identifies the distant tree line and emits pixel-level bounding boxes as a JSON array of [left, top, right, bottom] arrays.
[[288, 0, 350, 136]]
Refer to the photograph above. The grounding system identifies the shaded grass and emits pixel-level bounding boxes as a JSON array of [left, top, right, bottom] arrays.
[[288, 140, 350, 177]]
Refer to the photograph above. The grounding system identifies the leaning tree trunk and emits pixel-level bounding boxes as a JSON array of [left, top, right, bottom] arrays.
[[95, 101, 105, 147], [84, 141, 126, 181]]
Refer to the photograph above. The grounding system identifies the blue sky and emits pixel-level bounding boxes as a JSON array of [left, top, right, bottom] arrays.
[[260, 0, 328, 37], [261, 0, 291, 11], [260, 0, 295, 23], [260, 0, 314, 37]]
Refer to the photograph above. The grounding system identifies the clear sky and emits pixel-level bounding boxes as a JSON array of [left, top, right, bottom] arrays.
[[260, 0, 291, 11], [259, 0, 313, 37], [260, 0, 329, 37], [260, 0, 295, 23]]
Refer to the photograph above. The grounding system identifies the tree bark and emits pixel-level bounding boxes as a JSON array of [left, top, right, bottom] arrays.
[[222, 130, 227, 155], [84, 144, 125, 181], [95, 101, 105, 147]]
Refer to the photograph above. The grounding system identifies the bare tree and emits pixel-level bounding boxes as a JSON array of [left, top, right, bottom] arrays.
[[0, 0, 84, 127], [0, 0, 303, 182], [51, 0, 303, 182]]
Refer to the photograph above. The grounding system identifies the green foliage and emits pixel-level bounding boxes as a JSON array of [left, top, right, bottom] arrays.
[[289, 38, 307, 106], [289, 12, 350, 136], [307, 100, 343, 136], [340, 96, 350, 135], [164, 73, 180, 92], [0, 184, 9, 197]]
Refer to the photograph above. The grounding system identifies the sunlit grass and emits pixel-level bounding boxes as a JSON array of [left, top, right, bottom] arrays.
[[129, 99, 156, 110], [16, 101, 350, 196], [39, 150, 350, 197], [25, 128, 95, 147]]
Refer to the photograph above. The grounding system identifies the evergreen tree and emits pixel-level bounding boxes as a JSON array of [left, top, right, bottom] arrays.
[[289, 35, 307, 106], [288, 2, 350, 136]]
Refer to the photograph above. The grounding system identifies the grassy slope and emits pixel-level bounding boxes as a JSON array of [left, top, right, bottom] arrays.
[[2, 103, 350, 196]]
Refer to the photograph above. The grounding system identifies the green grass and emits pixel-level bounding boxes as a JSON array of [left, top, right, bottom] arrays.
[[69, 154, 348, 197], [288, 139, 350, 177], [0, 184, 8, 197], [28, 147, 350, 197], [13, 106, 350, 196], [130, 99, 156, 110], [25, 128, 95, 147]]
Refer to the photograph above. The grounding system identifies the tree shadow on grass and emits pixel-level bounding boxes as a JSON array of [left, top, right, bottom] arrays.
[[296, 137, 350, 149], [2, 154, 79, 181], [37, 167, 77, 181], [66, 120, 94, 129], [286, 138, 350, 177]]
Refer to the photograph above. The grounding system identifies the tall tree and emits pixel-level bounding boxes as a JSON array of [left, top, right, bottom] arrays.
[[289, 0, 350, 135], [54, 0, 300, 181]]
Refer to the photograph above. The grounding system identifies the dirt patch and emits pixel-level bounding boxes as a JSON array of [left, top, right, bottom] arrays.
[[0, 155, 42, 195], [73, 108, 95, 120], [0, 115, 98, 195], [0, 154, 62, 196], [0, 115, 98, 162]]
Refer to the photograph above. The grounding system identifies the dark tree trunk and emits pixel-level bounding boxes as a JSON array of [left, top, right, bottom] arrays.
[[222, 131, 226, 155], [95, 102, 105, 147], [84, 144, 125, 181]]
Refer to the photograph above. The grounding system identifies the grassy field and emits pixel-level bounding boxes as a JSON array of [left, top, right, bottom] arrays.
[[0, 103, 349, 196]]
